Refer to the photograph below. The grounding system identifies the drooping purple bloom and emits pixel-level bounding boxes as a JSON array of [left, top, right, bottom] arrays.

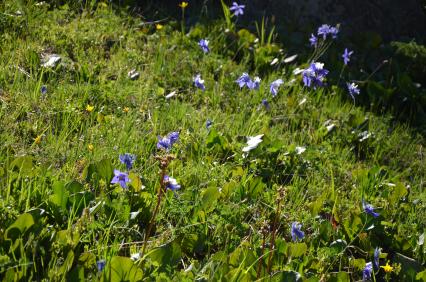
[[329, 26, 339, 39], [41, 85, 47, 95], [230, 2, 245, 16], [342, 48, 354, 65], [302, 62, 329, 88], [362, 199, 379, 218], [97, 260, 106, 272], [374, 247, 381, 269], [347, 82, 360, 100], [261, 99, 270, 110], [309, 34, 318, 47], [193, 74, 205, 91], [206, 119, 213, 129], [270, 79, 284, 97], [363, 262, 373, 281], [291, 222, 305, 241], [168, 131, 179, 144], [164, 175, 181, 191], [247, 76, 261, 90], [119, 153, 135, 170], [111, 169, 130, 189], [198, 39, 210, 53], [236, 73, 252, 88]]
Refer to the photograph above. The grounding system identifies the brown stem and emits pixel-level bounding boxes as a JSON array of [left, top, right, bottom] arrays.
[[141, 167, 166, 257], [256, 228, 267, 279]]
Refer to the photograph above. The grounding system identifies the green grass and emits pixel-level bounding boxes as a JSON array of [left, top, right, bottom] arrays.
[[0, 1, 425, 281]]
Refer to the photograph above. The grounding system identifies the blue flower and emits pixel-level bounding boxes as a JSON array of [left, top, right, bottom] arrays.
[[247, 76, 261, 90], [362, 199, 379, 218], [261, 99, 270, 110], [342, 48, 354, 65], [111, 169, 130, 188], [309, 34, 318, 47], [317, 24, 339, 40], [97, 260, 106, 272], [236, 73, 252, 88], [329, 26, 339, 39], [157, 132, 179, 151], [363, 262, 373, 281], [206, 119, 213, 129], [270, 79, 284, 97], [230, 2, 245, 16], [302, 62, 329, 88], [374, 247, 381, 269], [164, 175, 181, 191], [291, 222, 305, 241], [193, 74, 206, 91], [119, 153, 135, 170], [198, 39, 210, 53], [41, 85, 47, 95], [347, 82, 360, 100]]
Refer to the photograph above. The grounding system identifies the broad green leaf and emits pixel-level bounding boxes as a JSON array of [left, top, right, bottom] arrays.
[[78, 253, 96, 269], [103, 257, 143, 282], [200, 186, 220, 213], [49, 181, 69, 211], [5, 213, 35, 240], [96, 159, 113, 182], [288, 242, 307, 257], [148, 241, 181, 267], [129, 172, 143, 191]]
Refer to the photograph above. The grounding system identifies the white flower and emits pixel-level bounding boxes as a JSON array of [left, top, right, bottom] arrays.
[[295, 146, 306, 155], [242, 134, 264, 152]]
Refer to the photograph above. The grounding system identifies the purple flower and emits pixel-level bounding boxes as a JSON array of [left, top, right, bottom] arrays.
[[193, 74, 205, 91], [198, 39, 210, 53], [374, 247, 381, 269], [309, 34, 318, 47], [347, 82, 360, 100], [206, 119, 213, 129], [236, 73, 252, 88], [261, 99, 270, 110], [247, 76, 261, 90], [362, 199, 379, 218], [119, 153, 135, 170], [270, 79, 284, 97], [157, 131, 179, 151], [342, 48, 354, 65], [363, 262, 373, 281], [230, 2, 245, 16], [164, 175, 181, 191], [97, 260, 106, 272], [302, 62, 329, 88], [111, 169, 130, 188], [41, 85, 47, 95], [291, 222, 305, 241], [317, 24, 339, 40]]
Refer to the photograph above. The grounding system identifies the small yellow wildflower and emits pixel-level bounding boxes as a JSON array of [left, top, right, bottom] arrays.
[[179, 2, 188, 8], [123, 107, 130, 113], [381, 263, 393, 273], [86, 104, 94, 113], [155, 24, 163, 30], [88, 144, 94, 151], [34, 135, 42, 144]]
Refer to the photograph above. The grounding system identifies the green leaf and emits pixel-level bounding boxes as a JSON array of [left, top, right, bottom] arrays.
[[200, 186, 220, 213], [49, 181, 69, 211], [328, 272, 350, 282], [103, 257, 143, 282], [10, 156, 34, 176], [78, 253, 96, 269], [5, 213, 35, 240], [96, 159, 113, 182], [288, 242, 307, 257], [148, 241, 182, 267], [129, 172, 143, 192]]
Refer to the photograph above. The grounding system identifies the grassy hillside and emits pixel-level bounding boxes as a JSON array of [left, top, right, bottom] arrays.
[[0, 1, 425, 281]]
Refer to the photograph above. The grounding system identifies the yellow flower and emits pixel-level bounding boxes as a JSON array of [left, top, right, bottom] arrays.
[[34, 135, 42, 144], [179, 2, 188, 8], [155, 24, 163, 30], [381, 263, 393, 273], [123, 107, 130, 113], [88, 144, 94, 151], [86, 104, 94, 113]]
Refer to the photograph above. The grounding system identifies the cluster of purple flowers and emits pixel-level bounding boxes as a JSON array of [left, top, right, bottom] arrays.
[[310, 24, 339, 47], [193, 74, 206, 91], [164, 175, 181, 191], [362, 199, 380, 217], [302, 62, 329, 88], [157, 131, 180, 151], [198, 39, 209, 53], [291, 222, 305, 241]]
